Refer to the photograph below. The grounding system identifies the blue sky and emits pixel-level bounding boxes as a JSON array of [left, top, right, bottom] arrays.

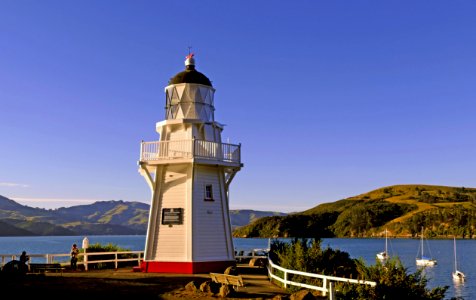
[[1, 1, 475, 213]]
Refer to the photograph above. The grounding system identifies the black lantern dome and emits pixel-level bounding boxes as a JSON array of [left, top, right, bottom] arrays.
[[168, 53, 212, 87]]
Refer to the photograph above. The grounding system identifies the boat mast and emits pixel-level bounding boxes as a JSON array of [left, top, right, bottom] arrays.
[[454, 236, 457, 272], [420, 227, 424, 258], [385, 228, 388, 253]]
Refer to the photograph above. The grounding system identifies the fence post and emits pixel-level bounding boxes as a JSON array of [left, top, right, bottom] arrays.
[[84, 252, 88, 271], [268, 265, 272, 281], [329, 282, 335, 300], [115, 253, 118, 270], [82, 236, 89, 271], [284, 270, 288, 289], [322, 277, 327, 297]]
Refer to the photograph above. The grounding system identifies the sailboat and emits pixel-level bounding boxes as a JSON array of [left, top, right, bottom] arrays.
[[377, 228, 389, 261], [452, 236, 465, 281], [416, 227, 437, 266]]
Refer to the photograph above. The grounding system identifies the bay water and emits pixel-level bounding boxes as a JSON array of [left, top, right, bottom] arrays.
[[0, 235, 472, 299]]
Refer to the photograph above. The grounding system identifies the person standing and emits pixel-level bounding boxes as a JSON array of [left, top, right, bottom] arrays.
[[70, 243, 79, 270], [19, 250, 29, 273]]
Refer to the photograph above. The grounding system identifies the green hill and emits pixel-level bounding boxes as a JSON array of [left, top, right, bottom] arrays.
[[233, 184, 476, 238], [229, 209, 287, 230]]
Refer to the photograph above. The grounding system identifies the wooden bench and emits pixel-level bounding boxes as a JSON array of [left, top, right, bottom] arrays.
[[29, 263, 65, 275], [210, 273, 245, 290]]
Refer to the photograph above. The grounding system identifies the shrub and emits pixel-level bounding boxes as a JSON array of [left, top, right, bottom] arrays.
[[82, 242, 136, 270], [269, 239, 448, 299], [339, 258, 448, 300]]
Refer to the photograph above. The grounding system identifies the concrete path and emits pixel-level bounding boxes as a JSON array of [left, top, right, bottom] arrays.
[[14, 264, 292, 299]]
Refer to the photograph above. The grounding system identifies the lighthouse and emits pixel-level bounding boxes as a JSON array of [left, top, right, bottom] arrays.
[[138, 53, 242, 273]]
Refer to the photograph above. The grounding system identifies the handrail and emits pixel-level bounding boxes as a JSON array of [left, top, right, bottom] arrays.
[[267, 258, 376, 297], [234, 248, 376, 298], [0, 251, 144, 271], [234, 248, 268, 262], [140, 139, 241, 164], [79, 250, 143, 271]]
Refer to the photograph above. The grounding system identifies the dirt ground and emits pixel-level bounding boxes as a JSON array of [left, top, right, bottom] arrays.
[[1, 266, 292, 299]]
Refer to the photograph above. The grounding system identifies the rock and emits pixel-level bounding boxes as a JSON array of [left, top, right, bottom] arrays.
[[219, 284, 232, 297], [199, 281, 213, 294], [185, 281, 199, 292], [200, 280, 221, 294], [224, 266, 238, 275], [249, 257, 266, 267], [290, 289, 316, 300]]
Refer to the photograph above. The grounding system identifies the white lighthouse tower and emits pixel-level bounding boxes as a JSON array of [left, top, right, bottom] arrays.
[[138, 53, 242, 273]]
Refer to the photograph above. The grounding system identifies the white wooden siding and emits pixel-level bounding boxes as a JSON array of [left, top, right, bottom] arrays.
[[168, 128, 188, 141], [204, 124, 217, 142], [153, 165, 189, 261], [192, 165, 231, 260]]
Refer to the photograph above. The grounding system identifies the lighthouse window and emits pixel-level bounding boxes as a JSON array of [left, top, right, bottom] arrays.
[[205, 184, 214, 201]]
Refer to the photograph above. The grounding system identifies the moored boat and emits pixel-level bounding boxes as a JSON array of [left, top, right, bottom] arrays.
[[452, 236, 465, 281], [377, 228, 389, 261], [416, 227, 437, 267]]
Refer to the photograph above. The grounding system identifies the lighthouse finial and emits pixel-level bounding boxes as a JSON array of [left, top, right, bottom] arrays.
[[185, 48, 195, 68]]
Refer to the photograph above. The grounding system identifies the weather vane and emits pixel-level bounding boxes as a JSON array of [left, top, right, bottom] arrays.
[[186, 46, 194, 60]]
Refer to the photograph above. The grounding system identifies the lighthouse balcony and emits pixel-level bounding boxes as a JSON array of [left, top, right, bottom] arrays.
[[139, 139, 241, 167]]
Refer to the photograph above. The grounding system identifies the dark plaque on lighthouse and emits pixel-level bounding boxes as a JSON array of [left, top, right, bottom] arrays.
[[162, 208, 183, 225]]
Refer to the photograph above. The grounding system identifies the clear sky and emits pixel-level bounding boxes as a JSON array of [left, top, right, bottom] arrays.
[[1, 1, 475, 213]]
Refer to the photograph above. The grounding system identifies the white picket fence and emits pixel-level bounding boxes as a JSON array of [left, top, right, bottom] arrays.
[[234, 248, 376, 299], [267, 258, 376, 298], [0, 251, 143, 271]]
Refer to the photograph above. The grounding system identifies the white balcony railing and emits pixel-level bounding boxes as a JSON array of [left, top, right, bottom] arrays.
[[140, 139, 241, 165]]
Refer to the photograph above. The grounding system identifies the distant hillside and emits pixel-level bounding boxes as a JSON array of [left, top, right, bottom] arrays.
[[0, 196, 149, 236], [0, 195, 285, 236], [0, 220, 35, 236], [54, 201, 149, 232], [229, 209, 287, 230], [233, 184, 476, 238], [4, 218, 77, 235]]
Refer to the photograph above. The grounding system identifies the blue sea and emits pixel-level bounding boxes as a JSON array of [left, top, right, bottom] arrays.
[[0, 235, 473, 300]]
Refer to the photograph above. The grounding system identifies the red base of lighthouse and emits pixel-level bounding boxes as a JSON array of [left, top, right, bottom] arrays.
[[140, 260, 236, 274]]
